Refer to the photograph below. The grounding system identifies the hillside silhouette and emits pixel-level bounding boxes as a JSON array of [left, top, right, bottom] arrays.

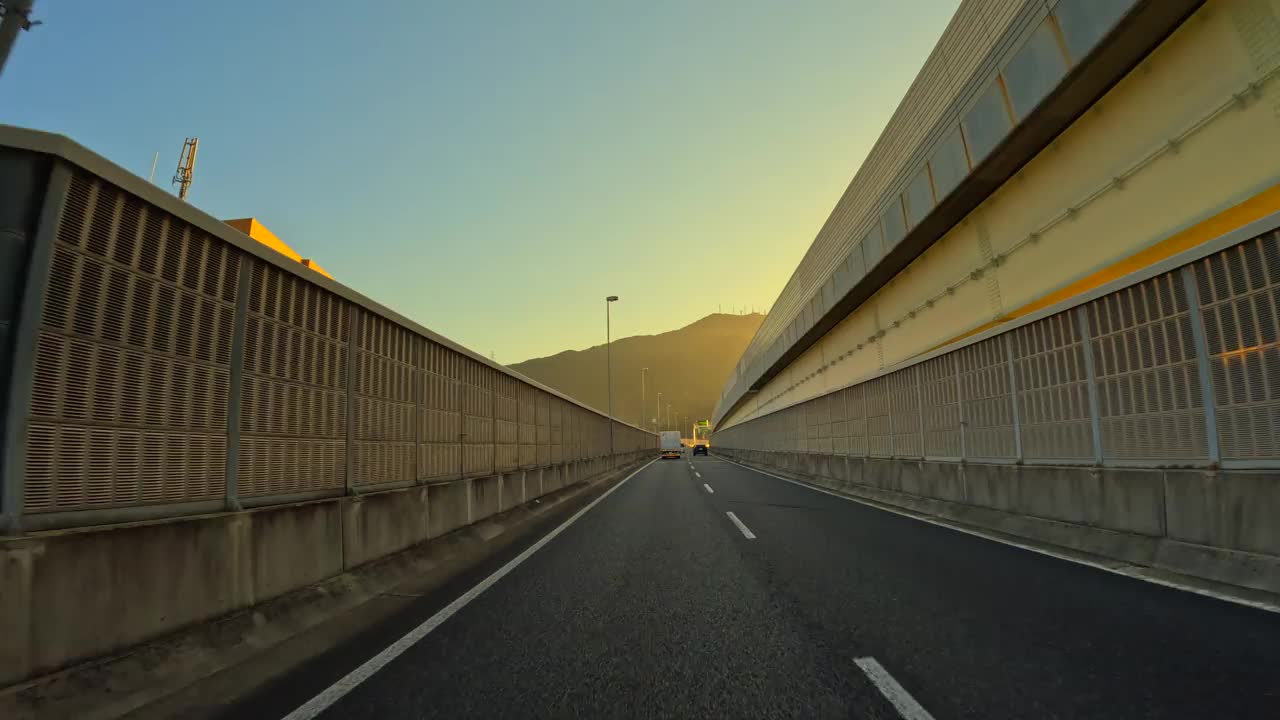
[[509, 313, 764, 433]]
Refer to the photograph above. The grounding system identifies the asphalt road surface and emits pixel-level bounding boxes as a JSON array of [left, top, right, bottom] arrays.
[[231, 454, 1280, 719]]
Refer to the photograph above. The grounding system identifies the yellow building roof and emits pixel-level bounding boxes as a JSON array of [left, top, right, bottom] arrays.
[[301, 258, 334, 280], [224, 217, 333, 280]]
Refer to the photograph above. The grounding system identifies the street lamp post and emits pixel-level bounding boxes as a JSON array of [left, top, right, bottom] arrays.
[[656, 391, 662, 432], [641, 367, 648, 429], [606, 296, 618, 466]]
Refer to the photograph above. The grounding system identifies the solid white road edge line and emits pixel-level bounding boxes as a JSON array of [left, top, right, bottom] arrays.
[[726, 511, 756, 539], [715, 455, 1280, 615], [855, 657, 936, 720], [281, 458, 659, 720], [704, 483, 714, 494]]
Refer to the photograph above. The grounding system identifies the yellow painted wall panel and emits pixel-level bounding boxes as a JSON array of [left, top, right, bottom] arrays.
[[880, 275, 989, 367]]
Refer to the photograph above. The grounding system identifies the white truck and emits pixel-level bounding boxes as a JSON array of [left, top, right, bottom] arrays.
[[660, 431, 683, 459]]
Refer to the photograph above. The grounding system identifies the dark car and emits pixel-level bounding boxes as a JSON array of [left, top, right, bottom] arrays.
[[692, 444, 708, 456]]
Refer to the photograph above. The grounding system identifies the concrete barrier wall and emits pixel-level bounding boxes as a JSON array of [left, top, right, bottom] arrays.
[[0, 130, 662, 687], [715, 448, 1280, 596], [0, 450, 651, 687], [0, 132, 658, 540]]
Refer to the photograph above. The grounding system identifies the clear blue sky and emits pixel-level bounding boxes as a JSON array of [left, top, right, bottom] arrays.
[[2, 0, 959, 363]]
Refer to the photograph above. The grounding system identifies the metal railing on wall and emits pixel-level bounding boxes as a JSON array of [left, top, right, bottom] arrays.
[[714, 212, 1280, 471], [0, 129, 656, 533]]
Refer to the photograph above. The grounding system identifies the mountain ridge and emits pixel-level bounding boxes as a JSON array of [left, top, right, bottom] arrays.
[[508, 313, 764, 431]]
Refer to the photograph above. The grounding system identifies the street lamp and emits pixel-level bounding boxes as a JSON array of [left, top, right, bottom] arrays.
[[656, 391, 662, 432], [641, 367, 648, 429], [606, 296, 618, 466]]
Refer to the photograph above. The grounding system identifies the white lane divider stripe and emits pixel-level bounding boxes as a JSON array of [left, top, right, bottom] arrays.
[[694, 471, 701, 478], [725, 511, 756, 539], [855, 657, 935, 720], [281, 459, 658, 720], [703, 483, 714, 494]]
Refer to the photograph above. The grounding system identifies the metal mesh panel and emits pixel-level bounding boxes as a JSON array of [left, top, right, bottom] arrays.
[[1012, 313, 1094, 461], [801, 398, 816, 453], [845, 385, 867, 456], [351, 310, 417, 487], [830, 387, 850, 455], [813, 394, 833, 454], [793, 402, 808, 453], [239, 261, 348, 495], [1195, 233, 1280, 460], [920, 355, 961, 458], [518, 383, 536, 466], [563, 404, 577, 462], [27, 173, 234, 512], [494, 373, 519, 471], [866, 375, 892, 457], [888, 366, 922, 458], [419, 340, 460, 480], [460, 358, 494, 476], [536, 392, 550, 466], [956, 336, 1016, 459], [550, 396, 563, 465], [1087, 273, 1207, 461], [579, 407, 594, 458], [581, 406, 596, 459]]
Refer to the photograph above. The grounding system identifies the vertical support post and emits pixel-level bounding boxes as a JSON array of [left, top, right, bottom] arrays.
[[1076, 306, 1105, 465], [223, 255, 253, 511], [492, 372, 497, 476], [0, 160, 68, 535], [344, 305, 358, 494], [842, 386, 850, 459], [954, 354, 967, 461], [887, 378, 896, 459], [606, 300, 614, 468], [916, 365, 927, 459], [458, 371, 466, 480], [863, 384, 870, 458], [1180, 266, 1221, 466], [1003, 333, 1024, 462], [413, 338, 422, 483]]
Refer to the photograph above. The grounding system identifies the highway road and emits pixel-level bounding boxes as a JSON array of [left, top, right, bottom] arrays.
[[230, 454, 1280, 719]]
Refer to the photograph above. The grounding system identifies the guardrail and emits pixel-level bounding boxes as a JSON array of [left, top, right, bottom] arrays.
[[0, 126, 656, 534]]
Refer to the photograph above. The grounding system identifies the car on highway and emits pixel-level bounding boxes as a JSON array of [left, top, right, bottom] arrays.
[[692, 443, 708, 456]]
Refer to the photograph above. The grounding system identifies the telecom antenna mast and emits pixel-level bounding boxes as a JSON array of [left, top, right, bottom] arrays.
[[172, 137, 199, 201]]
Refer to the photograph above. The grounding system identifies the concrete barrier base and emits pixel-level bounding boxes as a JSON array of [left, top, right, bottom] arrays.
[[0, 453, 654, 719], [714, 450, 1280, 601]]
